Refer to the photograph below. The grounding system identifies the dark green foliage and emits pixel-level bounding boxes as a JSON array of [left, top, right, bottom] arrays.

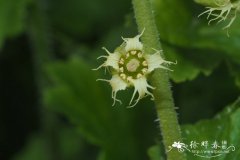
[[149, 98, 240, 160], [0, 0, 31, 47], [153, 0, 240, 85], [42, 57, 158, 160], [0, 0, 240, 159]]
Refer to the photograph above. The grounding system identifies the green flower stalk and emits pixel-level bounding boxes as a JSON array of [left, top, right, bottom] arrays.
[[132, 0, 186, 159]]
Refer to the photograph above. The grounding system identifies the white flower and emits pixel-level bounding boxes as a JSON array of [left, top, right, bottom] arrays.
[[94, 30, 174, 107], [198, 0, 240, 31]]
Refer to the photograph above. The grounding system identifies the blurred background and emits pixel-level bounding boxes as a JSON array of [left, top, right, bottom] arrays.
[[0, 0, 240, 160]]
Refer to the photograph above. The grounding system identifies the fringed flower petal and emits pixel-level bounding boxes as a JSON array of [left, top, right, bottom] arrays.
[[98, 74, 127, 106], [93, 47, 121, 70], [197, 0, 238, 32], [122, 29, 144, 52], [145, 49, 175, 73], [128, 77, 155, 108]]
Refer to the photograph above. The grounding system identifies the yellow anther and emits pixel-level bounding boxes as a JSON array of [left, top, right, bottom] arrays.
[[120, 73, 126, 80], [142, 68, 148, 73], [130, 50, 137, 55], [127, 76, 133, 81], [119, 67, 124, 72], [137, 52, 143, 58], [119, 58, 124, 64], [142, 61, 148, 66]]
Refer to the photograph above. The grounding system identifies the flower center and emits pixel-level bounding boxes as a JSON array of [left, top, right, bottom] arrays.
[[118, 50, 148, 81], [126, 59, 140, 72]]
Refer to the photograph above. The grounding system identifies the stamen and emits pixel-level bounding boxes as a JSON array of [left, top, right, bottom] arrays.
[[127, 76, 133, 82], [120, 73, 126, 80], [130, 50, 137, 55], [142, 61, 148, 66], [137, 52, 143, 58], [142, 68, 148, 73], [119, 58, 124, 64], [119, 67, 124, 72]]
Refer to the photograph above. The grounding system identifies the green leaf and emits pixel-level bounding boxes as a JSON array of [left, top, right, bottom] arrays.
[[152, 0, 240, 83], [148, 145, 165, 160], [194, 0, 222, 7], [163, 44, 221, 82], [148, 97, 240, 160], [152, 0, 194, 46], [44, 57, 112, 145], [227, 60, 240, 89], [192, 20, 240, 64], [153, 0, 240, 60], [13, 135, 51, 160], [0, 0, 31, 48], [13, 126, 91, 160], [181, 98, 240, 160], [47, 0, 131, 38], [163, 45, 200, 82], [44, 57, 158, 160]]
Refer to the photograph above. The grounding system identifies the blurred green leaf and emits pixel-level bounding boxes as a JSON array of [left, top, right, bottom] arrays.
[[149, 97, 240, 160], [148, 145, 165, 160], [44, 57, 112, 145], [44, 57, 158, 160], [164, 45, 200, 82], [163, 45, 221, 82], [228, 62, 240, 88], [174, 64, 240, 123], [194, 0, 221, 7], [152, 0, 240, 83], [181, 97, 240, 159], [13, 126, 92, 160], [47, 0, 131, 38], [152, 0, 193, 46], [13, 135, 51, 160], [0, 0, 31, 48]]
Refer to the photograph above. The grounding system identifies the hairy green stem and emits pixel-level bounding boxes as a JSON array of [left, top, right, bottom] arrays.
[[132, 0, 186, 159]]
